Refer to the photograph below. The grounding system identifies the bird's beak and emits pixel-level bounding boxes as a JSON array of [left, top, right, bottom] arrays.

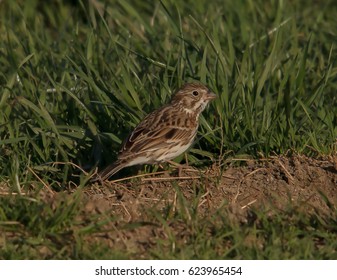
[[205, 91, 217, 100]]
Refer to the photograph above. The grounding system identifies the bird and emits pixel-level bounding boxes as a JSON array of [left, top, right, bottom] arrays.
[[95, 83, 216, 181]]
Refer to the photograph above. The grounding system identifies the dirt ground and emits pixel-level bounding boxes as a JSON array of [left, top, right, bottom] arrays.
[[84, 154, 337, 214], [2, 154, 337, 258], [75, 154, 337, 255]]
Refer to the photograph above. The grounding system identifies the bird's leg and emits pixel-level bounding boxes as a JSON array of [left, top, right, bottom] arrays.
[[184, 152, 189, 166], [166, 160, 183, 177], [166, 160, 195, 177]]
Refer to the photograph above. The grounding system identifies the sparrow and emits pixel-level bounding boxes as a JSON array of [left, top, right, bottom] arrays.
[[96, 83, 216, 181]]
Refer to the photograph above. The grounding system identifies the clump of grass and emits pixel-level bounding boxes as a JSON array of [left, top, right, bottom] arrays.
[[0, 190, 125, 259]]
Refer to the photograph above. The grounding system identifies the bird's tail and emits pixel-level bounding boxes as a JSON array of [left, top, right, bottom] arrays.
[[92, 160, 127, 183]]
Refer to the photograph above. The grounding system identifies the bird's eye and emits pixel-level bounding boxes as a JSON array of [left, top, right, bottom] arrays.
[[192, 90, 199, 96]]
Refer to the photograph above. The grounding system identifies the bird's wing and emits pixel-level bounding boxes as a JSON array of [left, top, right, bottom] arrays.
[[118, 107, 196, 158]]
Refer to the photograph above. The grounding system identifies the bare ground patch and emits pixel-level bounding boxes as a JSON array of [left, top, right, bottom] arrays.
[[77, 155, 337, 257], [1, 155, 336, 259]]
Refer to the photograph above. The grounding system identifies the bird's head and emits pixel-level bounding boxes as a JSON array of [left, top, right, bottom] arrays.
[[171, 83, 216, 115]]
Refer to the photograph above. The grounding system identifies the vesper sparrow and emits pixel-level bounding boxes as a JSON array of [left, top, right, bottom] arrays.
[[96, 83, 216, 181]]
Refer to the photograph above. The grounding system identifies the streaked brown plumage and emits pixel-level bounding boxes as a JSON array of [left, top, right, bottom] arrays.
[[96, 83, 216, 181]]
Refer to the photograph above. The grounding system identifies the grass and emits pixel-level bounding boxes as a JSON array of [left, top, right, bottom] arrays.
[[0, 0, 337, 259]]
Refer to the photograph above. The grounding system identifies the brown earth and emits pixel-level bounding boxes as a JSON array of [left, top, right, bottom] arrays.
[[1, 154, 337, 258], [77, 154, 337, 256], [83, 154, 337, 214]]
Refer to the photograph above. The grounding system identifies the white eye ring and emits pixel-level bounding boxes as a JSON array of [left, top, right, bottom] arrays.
[[192, 90, 199, 96]]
